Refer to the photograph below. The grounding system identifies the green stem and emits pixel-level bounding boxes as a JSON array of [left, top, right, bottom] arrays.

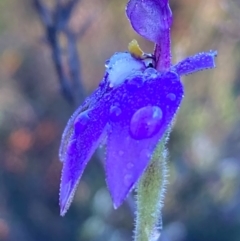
[[134, 136, 168, 241]]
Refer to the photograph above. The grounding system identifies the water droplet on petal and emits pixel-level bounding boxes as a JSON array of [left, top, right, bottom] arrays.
[[109, 105, 122, 122], [74, 111, 90, 135], [144, 68, 158, 80], [66, 139, 77, 156], [127, 162, 134, 169], [124, 174, 133, 186], [126, 76, 144, 91], [164, 71, 178, 81], [139, 149, 152, 162], [105, 59, 110, 68], [118, 150, 124, 156], [167, 93, 176, 101], [139, 26, 147, 35], [144, 67, 158, 76], [130, 106, 163, 140]]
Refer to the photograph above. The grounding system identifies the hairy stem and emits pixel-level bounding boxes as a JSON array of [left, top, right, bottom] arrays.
[[134, 135, 168, 241]]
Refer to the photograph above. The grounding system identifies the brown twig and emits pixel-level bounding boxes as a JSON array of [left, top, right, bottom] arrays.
[[33, 0, 85, 106]]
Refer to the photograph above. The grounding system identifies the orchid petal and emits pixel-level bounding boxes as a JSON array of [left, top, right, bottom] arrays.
[[172, 51, 217, 76], [105, 69, 184, 208], [59, 81, 107, 162], [126, 0, 172, 45], [59, 100, 89, 163], [59, 85, 109, 216]]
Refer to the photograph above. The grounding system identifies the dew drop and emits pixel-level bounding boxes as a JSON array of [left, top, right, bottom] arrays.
[[118, 150, 124, 156], [139, 26, 148, 35], [74, 111, 90, 135], [164, 71, 178, 81], [109, 105, 122, 122], [144, 67, 158, 77], [105, 59, 110, 68], [126, 77, 144, 91], [167, 93, 176, 101], [139, 149, 151, 162], [127, 162, 134, 169], [130, 106, 163, 140], [67, 139, 77, 156]]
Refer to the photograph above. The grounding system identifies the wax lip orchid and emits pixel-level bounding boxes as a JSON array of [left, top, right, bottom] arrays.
[[59, 0, 217, 216]]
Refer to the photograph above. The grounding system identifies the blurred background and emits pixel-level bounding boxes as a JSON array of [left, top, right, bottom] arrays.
[[0, 0, 239, 240]]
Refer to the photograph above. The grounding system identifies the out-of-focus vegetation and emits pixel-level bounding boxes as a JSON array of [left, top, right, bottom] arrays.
[[0, 0, 239, 241]]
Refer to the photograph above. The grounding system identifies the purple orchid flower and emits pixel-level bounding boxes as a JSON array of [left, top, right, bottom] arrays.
[[59, 0, 217, 216]]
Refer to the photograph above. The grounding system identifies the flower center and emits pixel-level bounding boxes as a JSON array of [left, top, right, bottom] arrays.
[[105, 40, 155, 88]]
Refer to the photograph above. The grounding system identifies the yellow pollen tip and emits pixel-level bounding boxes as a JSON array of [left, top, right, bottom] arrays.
[[128, 39, 144, 58]]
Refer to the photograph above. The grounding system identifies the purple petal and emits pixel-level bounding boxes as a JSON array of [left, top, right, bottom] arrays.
[[105, 69, 184, 208], [126, 0, 172, 44], [172, 51, 217, 76], [59, 75, 110, 163], [59, 100, 89, 163], [59, 87, 109, 216]]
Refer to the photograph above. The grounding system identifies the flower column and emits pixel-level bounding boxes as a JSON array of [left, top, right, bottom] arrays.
[[126, 1, 174, 240]]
